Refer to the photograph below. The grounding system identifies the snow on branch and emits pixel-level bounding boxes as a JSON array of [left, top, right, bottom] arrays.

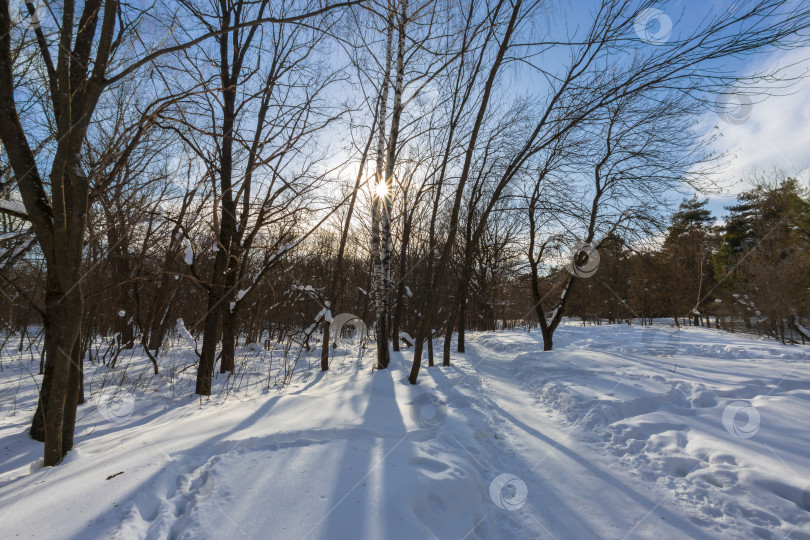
[[0, 199, 27, 220], [0, 228, 37, 271]]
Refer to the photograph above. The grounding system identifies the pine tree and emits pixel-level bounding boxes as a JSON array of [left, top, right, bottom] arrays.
[[661, 197, 717, 325]]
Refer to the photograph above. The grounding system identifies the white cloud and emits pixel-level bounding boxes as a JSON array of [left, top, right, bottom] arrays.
[[702, 47, 810, 196]]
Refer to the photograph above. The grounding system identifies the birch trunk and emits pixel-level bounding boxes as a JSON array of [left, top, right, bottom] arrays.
[[378, 0, 408, 367], [372, 4, 395, 369]]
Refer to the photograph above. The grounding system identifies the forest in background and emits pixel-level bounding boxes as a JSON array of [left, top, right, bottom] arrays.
[[4, 175, 810, 356]]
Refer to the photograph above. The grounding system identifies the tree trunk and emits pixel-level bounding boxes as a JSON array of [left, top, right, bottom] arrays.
[[197, 43, 238, 391], [219, 229, 243, 374], [457, 278, 468, 353], [147, 299, 172, 353], [391, 215, 411, 352], [371, 198, 385, 367], [377, 0, 407, 368], [220, 311, 236, 373], [30, 273, 60, 441], [197, 285, 224, 396], [61, 334, 82, 455], [320, 320, 332, 371], [541, 326, 553, 351], [43, 288, 83, 466], [427, 327, 434, 367], [371, 6, 394, 370], [443, 311, 454, 366]]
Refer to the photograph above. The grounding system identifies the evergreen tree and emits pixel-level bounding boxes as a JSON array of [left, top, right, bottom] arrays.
[[661, 197, 717, 325]]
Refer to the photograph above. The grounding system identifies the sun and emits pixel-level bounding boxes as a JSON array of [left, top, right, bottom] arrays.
[[374, 180, 388, 199]]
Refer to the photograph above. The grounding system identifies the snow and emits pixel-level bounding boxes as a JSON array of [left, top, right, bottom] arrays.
[[794, 315, 810, 340], [0, 199, 26, 216], [183, 239, 194, 266], [0, 230, 36, 266], [405, 286, 413, 298], [399, 331, 414, 347], [315, 306, 330, 323], [230, 290, 251, 313], [0, 323, 809, 539], [175, 318, 197, 351], [268, 240, 302, 263]]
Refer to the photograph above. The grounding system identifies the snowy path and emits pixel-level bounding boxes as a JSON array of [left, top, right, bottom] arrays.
[[462, 325, 810, 539], [463, 331, 713, 539], [1, 350, 518, 539]]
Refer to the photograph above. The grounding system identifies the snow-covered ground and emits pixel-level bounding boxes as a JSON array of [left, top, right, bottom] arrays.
[[1, 322, 809, 539]]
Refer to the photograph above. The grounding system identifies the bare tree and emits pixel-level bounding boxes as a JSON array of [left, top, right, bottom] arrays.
[[0, 0, 362, 463]]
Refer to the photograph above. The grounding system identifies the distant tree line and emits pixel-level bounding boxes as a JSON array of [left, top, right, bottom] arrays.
[[565, 176, 810, 344]]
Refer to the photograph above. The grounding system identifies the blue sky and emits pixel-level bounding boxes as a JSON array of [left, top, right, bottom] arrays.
[[563, 0, 810, 222]]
